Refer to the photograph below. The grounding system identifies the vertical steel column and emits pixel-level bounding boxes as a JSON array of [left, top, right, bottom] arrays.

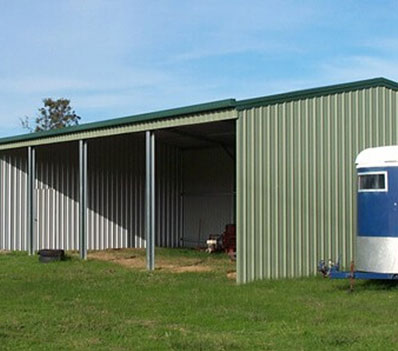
[[27, 146, 36, 255], [79, 140, 88, 260], [146, 131, 155, 270]]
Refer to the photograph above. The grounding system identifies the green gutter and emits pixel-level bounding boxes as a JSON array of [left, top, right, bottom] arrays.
[[236, 77, 398, 110], [0, 98, 236, 146]]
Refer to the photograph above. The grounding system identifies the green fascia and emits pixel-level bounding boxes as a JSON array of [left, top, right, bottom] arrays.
[[0, 98, 237, 146], [236, 77, 398, 110]]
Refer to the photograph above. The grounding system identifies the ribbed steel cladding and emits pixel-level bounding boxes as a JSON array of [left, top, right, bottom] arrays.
[[0, 134, 182, 251], [0, 149, 27, 251], [237, 87, 398, 283]]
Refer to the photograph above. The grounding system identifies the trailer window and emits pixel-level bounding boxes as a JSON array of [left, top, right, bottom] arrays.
[[358, 172, 387, 192]]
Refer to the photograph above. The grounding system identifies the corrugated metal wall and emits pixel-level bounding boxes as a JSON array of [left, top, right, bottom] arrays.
[[36, 143, 79, 250], [156, 142, 183, 247], [0, 149, 28, 251], [86, 136, 144, 250], [1, 134, 182, 251], [237, 86, 398, 283], [182, 147, 235, 246], [87, 135, 182, 250]]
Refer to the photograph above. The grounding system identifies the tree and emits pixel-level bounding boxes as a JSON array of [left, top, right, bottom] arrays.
[[21, 98, 80, 132]]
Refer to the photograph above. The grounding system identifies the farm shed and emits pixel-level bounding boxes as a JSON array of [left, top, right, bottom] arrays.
[[1, 77, 398, 283]]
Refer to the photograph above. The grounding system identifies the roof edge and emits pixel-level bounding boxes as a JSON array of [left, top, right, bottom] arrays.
[[0, 98, 236, 146], [1, 77, 397, 148], [236, 77, 398, 110]]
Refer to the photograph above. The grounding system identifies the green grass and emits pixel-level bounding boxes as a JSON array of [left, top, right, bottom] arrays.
[[1, 250, 398, 350]]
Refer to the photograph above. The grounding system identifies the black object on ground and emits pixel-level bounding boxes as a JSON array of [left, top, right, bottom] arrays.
[[38, 249, 65, 263]]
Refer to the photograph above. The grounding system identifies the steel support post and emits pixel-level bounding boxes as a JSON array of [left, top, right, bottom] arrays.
[[146, 131, 155, 270], [79, 140, 88, 260], [27, 146, 35, 255]]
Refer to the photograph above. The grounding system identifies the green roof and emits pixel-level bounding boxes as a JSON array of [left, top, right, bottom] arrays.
[[0, 98, 236, 146], [0, 77, 397, 147]]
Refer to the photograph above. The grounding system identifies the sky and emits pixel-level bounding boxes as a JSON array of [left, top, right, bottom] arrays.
[[1, 0, 398, 137]]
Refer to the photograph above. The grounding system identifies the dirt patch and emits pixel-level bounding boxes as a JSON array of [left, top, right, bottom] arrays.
[[88, 249, 215, 273], [89, 251, 146, 269], [157, 264, 212, 273], [173, 265, 212, 273], [227, 271, 237, 280], [0, 250, 10, 255]]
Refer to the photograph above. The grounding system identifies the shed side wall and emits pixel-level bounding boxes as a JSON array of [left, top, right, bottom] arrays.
[[237, 86, 398, 283]]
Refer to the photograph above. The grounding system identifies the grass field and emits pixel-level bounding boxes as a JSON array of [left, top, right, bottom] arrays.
[[1, 249, 398, 350]]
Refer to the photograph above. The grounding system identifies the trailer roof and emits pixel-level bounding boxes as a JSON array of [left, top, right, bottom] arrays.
[[0, 77, 397, 148], [356, 146, 398, 168]]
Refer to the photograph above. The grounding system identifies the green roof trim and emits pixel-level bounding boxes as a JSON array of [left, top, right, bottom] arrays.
[[0, 98, 236, 146], [0, 77, 397, 148], [236, 77, 398, 110]]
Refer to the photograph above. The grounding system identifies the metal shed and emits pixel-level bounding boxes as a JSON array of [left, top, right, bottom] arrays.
[[1, 77, 398, 283]]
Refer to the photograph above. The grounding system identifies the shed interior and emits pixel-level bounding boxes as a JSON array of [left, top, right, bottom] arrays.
[[1, 120, 236, 253], [157, 120, 236, 248]]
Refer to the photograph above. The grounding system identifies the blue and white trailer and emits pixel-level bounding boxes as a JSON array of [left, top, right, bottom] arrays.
[[320, 146, 398, 280]]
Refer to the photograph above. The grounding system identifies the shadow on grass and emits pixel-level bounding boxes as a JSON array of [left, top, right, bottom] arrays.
[[361, 279, 398, 290], [334, 279, 398, 292]]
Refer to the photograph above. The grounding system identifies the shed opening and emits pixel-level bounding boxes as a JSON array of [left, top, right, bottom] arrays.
[[156, 120, 236, 251], [0, 118, 237, 271]]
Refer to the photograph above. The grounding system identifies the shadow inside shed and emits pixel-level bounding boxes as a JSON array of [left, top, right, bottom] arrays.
[[27, 120, 236, 254], [156, 120, 236, 248]]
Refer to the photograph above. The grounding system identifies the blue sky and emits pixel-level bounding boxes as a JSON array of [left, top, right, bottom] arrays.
[[1, 0, 398, 137]]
